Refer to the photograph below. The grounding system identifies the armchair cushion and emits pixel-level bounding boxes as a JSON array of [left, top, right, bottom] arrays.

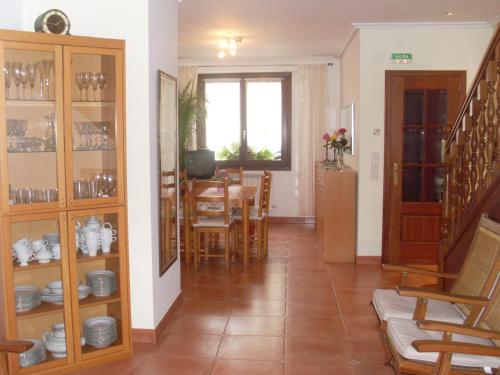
[[372, 289, 465, 323], [387, 317, 500, 368]]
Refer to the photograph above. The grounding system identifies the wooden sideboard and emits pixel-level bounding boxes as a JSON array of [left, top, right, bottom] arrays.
[[315, 162, 356, 263]]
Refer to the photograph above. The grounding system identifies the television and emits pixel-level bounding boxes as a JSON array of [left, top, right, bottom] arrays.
[[185, 149, 216, 179]]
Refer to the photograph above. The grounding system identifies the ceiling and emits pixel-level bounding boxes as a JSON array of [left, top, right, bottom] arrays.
[[178, 0, 500, 60]]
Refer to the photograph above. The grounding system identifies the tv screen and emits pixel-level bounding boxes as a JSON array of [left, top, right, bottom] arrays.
[[185, 149, 216, 179]]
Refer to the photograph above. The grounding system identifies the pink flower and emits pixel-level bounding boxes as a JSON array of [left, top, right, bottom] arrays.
[[322, 133, 330, 141], [338, 128, 347, 135]]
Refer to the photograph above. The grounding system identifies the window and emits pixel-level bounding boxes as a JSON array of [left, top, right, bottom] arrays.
[[198, 72, 291, 170]]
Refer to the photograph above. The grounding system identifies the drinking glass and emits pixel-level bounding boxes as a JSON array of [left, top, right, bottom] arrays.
[[3, 62, 12, 99], [12, 62, 22, 99], [37, 61, 45, 99], [75, 73, 85, 101], [97, 73, 109, 100], [81, 72, 91, 101], [90, 73, 99, 101], [41, 60, 51, 100], [27, 64, 37, 100], [20, 63, 29, 100]]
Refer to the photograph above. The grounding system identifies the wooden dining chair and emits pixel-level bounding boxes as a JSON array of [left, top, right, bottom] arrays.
[[232, 171, 272, 260], [215, 166, 244, 185], [192, 178, 234, 271], [0, 339, 33, 375]]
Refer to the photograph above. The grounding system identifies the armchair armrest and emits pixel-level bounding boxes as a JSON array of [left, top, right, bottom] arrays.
[[413, 340, 500, 357], [0, 339, 33, 353], [382, 264, 458, 279], [397, 287, 490, 306], [416, 320, 500, 340]]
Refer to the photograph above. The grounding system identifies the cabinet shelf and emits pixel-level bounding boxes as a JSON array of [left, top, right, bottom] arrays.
[[8, 150, 56, 154], [6, 100, 55, 107], [79, 292, 121, 309], [13, 260, 62, 272], [82, 339, 122, 355], [19, 354, 66, 375], [72, 101, 115, 108], [16, 302, 64, 320], [72, 148, 116, 152], [77, 250, 120, 263]]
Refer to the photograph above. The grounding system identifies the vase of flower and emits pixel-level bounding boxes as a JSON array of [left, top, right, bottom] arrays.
[[327, 128, 350, 170], [337, 148, 344, 171], [322, 133, 330, 161]]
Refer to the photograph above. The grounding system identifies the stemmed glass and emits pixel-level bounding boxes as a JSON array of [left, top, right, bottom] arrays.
[[27, 64, 37, 100], [75, 73, 85, 101], [90, 73, 99, 101], [41, 60, 52, 100], [82, 72, 91, 101], [3, 62, 12, 99], [37, 61, 45, 100], [12, 63, 22, 100], [20, 64, 29, 100], [97, 73, 109, 101]]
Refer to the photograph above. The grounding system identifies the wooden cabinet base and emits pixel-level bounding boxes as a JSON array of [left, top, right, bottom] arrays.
[[315, 163, 356, 263]]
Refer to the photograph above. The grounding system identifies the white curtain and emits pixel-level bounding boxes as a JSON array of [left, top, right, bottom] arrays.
[[296, 64, 328, 216], [178, 66, 198, 150]]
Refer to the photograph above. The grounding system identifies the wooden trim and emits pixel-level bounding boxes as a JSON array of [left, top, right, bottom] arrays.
[[269, 216, 315, 224], [356, 256, 381, 265], [131, 292, 182, 344], [0, 29, 124, 49]]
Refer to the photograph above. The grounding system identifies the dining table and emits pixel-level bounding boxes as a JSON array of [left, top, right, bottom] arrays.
[[195, 184, 257, 265]]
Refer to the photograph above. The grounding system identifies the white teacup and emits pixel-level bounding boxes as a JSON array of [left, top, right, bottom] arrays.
[[100, 227, 117, 254], [14, 247, 35, 267], [84, 231, 100, 257], [32, 239, 49, 253], [51, 243, 61, 260], [36, 250, 52, 263]]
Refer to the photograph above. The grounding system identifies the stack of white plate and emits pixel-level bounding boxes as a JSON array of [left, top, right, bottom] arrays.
[[19, 339, 46, 368], [84, 316, 117, 348], [78, 285, 92, 300], [15, 286, 41, 313], [41, 282, 91, 305], [86, 270, 117, 297]]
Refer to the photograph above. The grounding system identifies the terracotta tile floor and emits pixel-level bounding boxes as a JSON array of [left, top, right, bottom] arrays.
[[75, 223, 410, 375]]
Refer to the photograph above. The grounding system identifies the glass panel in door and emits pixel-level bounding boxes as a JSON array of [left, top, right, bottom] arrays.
[[8, 214, 73, 371], [1, 44, 64, 211], [67, 50, 121, 204]]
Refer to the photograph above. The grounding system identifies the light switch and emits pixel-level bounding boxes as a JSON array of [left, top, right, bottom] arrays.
[[371, 152, 380, 181]]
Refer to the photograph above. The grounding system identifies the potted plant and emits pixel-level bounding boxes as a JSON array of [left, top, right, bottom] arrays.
[[178, 79, 206, 170]]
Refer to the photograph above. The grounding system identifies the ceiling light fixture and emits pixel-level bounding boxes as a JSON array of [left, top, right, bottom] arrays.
[[217, 36, 242, 58], [445, 11, 454, 16]]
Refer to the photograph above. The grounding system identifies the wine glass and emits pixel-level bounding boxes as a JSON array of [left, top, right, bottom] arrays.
[[36, 61, 45, 100], [41, 60, 51, 100], [27, 64, 37, 100], [90, 73, 99, 101], [3, 62, 12, 99], [20, 64, 29, 100], [12, 62, 22, 100], [97, 73, 109, 101], [75, 73, 85, 101], [82, 72, 91, 101]]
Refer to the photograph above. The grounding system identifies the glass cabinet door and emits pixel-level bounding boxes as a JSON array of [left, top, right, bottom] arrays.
[[63, 47, 124, 208], [4, 212, 73, 373], [67, 207, 129, 360], [0, 42, 66, 212]]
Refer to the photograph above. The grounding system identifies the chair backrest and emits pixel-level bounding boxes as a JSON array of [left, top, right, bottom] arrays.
[[215, 167, 244, 185], [450, 215, 500, 317], [478, 285, 500, 346], [258, 171, 272, 217], [192, 178, 230, 224]]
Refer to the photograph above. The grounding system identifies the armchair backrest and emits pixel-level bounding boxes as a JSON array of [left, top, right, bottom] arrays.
[[451, 215, 500, 318]]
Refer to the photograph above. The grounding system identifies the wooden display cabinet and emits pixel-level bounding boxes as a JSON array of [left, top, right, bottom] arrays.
[[0, 29, 130, 374]]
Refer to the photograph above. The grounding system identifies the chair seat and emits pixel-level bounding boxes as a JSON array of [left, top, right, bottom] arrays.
[[192, 218, 234, 228], [232, 206, 266, 221], [372, 289, 465, 324], [387, 317, 500, 369]]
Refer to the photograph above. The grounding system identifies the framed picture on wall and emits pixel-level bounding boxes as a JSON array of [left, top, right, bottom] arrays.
[[341, 103, 355, 155]]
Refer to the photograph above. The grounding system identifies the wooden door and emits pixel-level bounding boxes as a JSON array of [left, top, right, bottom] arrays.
[[383, 71, 466, 264]]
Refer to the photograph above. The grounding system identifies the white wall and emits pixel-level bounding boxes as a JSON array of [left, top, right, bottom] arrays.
[[356, 24, 494, 256], [0, 1, 22, 29], [340, 31, 360, 171], [4, 0, 179, 330]]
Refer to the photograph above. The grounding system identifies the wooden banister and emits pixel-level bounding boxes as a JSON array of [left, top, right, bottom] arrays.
[[440, 25, 500, 277]]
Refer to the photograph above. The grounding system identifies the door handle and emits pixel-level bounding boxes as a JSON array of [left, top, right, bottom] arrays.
[[393, 163, 399, 187]]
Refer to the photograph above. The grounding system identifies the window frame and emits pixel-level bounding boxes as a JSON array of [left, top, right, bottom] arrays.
[[198, 72, 292, 171]]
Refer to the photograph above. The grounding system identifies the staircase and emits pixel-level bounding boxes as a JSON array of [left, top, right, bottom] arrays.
[[440, 26, 500, 280]]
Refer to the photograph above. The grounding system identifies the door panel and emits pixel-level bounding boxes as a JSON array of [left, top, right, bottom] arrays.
[[383, 71, 466, 264]]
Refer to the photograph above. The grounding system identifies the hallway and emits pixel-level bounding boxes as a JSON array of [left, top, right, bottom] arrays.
[[76, 223, 400, 374]]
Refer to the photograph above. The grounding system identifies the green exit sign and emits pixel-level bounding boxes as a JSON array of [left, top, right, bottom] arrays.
[[391, 53, 413, 63]]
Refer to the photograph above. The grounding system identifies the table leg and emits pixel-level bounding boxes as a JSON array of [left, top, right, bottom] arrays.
[[242, 198, 249, 266]]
